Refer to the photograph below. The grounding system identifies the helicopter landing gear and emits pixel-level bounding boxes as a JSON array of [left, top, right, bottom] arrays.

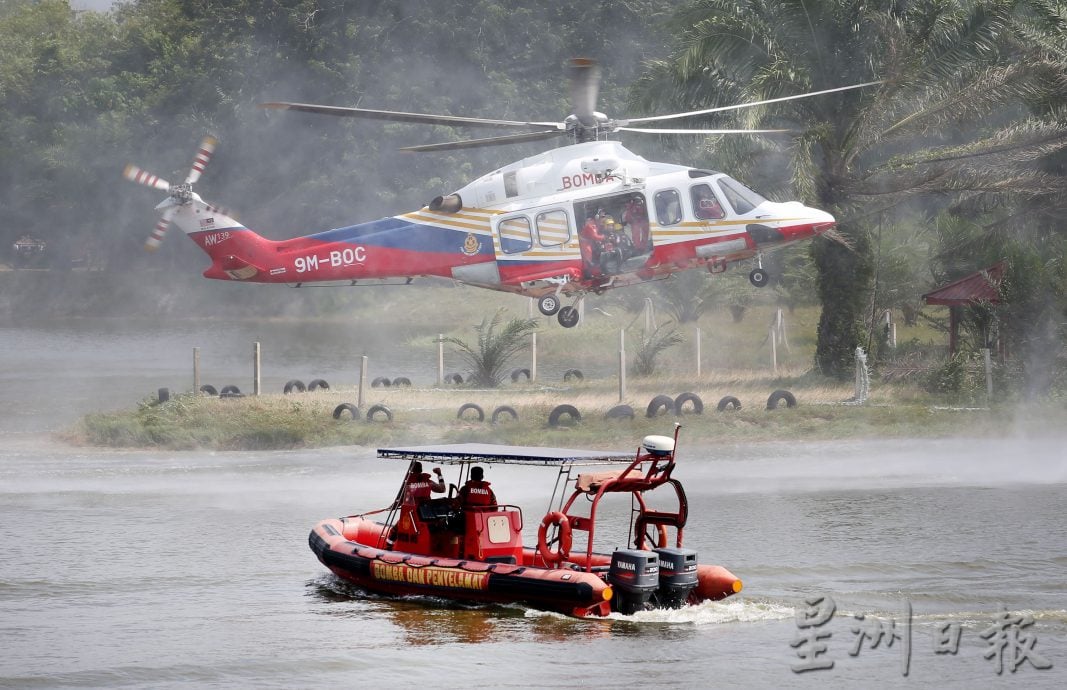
[[538, 294, 561, 316], [748, 267, 769, 287], [557, 306, 580, 328]]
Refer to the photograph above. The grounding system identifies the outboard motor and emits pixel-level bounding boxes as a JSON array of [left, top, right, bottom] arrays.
[[653, 547, 699, 608], [608, 549, 660, 615]]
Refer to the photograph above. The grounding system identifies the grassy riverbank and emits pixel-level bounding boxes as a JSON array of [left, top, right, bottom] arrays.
[[62, 371, 1067, 451], [45, 273, 1066, 451]]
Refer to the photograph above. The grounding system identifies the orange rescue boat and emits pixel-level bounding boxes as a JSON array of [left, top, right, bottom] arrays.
[[310, 426, 741, 617]]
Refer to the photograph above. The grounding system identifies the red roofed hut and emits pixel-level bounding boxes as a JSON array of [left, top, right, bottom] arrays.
[[922, 261, 1005, 356]]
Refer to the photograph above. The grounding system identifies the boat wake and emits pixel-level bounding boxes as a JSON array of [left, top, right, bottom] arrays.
[[521, 596, 793, 625]]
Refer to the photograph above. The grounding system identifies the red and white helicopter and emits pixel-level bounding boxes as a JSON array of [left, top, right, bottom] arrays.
[[124, 59, 874, 327]]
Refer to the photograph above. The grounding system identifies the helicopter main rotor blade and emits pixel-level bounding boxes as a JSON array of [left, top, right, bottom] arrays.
[[260, 102, 559, 131], [400, 129, 565, 153], [567, 58, 601, 127], [617, 127, 792, 135], [620, 81, 883, 125]]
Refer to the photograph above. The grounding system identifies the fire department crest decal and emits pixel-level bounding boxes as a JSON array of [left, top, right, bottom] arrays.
[[461, 233, 481, 256]]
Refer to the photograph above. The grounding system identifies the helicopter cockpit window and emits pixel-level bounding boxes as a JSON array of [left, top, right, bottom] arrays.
[[690, 184, 725, 220], [497, 216, 532, 253], [536, 210, 570, 247], [654, 190, 682, 226], [716, 177, 768, 216]]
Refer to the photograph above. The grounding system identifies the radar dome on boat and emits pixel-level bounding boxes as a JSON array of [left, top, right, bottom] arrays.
[[642, 435, 674, 456]]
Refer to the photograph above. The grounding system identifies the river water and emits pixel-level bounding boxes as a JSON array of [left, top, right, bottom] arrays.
[[1, 320, 1065, 688]]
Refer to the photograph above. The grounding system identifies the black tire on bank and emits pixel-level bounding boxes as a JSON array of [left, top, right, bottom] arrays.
[[491, 405, 518, 424], [371, 377, 391, 388], [308, 379, 330, 391], [447, 373, 464, 385], [716, 395, 742, 412], [766, 389, 798, 410], [457, 403, 485, 421], [391, 377, 412, 387], [548, 404, 581, 427], [510, 368, 531, 382], [366, 404, 393, 422], [563, 368, 584, 383], [199, 384, 218, 396], [283, 379, 306, 395], [646, 395, 675, 418], [332, 403, 360, 420], [674, 392, 704, 415], [604, 404, 635, 420], [220, 385, 242, 396]]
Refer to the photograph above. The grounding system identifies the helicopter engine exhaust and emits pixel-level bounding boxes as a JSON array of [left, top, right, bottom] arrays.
[[429, 194, 463, 213]]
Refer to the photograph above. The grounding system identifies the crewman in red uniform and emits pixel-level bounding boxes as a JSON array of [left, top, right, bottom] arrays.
[[402, 461, 445, 507], [623, 196, 650, 252], [458, 466, 497, 509], [579, 210, 607, 278]]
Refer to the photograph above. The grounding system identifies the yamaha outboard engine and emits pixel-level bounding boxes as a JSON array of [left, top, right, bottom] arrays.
[[653, 547, 699, 608], [608, 549, 660, 614]]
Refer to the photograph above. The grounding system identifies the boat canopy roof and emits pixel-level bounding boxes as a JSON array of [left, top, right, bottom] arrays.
[[377, 443, 634, 467]]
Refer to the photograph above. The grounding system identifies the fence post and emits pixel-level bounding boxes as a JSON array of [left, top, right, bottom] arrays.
[[852, 346, 870, 404], [770, 324, 778, 375], [777, 308, 790, 351], [695, 327, 701, 377], [253, 341, 261, 396], [359, 355, 368, 408], [193, 347, 200, 394], [983, 348, 993, 399], [531, 332, 537, 383], [437, 334, 444, 386], [618, 329, 626, 403]]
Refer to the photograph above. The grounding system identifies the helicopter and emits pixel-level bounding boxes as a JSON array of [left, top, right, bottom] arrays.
[[123, 59, 876, 327]]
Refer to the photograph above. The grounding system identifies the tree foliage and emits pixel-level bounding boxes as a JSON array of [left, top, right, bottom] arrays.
[[0, 0, 681, 269], [631, 0, 1067, 380]]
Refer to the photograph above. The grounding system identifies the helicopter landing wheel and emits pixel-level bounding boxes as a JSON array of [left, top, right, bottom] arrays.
[[749, 267, 770, 287], [538, 294, 561, 316], [557, 306, 580, 328]]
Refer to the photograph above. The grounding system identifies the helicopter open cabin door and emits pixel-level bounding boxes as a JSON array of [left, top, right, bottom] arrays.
[[573, 191, 653, 279]]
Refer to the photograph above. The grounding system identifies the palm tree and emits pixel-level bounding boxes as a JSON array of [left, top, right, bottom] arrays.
[[631, 0, 1067, 378], [442, 310, 539, 387], [630, 322, 685, 377]]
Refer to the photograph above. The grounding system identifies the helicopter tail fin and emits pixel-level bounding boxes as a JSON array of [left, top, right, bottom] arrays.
[[181, 200, 282, 281]]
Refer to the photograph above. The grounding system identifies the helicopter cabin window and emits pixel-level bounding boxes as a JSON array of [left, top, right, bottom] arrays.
[[497, 216, 533, 253], [536, 210, 570, 247], [654, 190, 682, 226], [690, 184, 725, 220], [716, 177, 768, 215]]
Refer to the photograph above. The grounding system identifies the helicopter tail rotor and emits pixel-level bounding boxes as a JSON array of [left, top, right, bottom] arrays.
[[144, 208, 177, 251], [184, 135, 218, 185], [122, 135, 220, 251], [122, 164, 171, 191]]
